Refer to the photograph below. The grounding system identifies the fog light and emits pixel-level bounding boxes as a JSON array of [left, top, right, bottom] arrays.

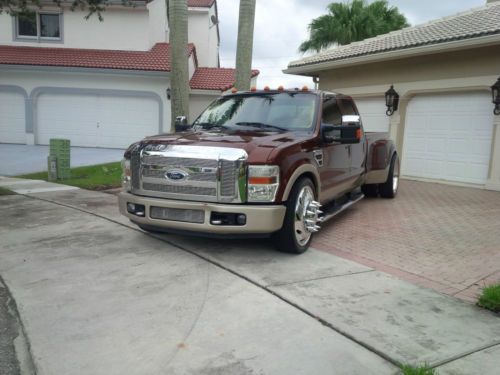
[[127, 202, 145, 217], [236, 214, 246, 225]]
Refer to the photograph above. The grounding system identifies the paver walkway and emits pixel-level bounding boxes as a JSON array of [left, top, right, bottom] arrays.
[[313, 180, 500, 302]]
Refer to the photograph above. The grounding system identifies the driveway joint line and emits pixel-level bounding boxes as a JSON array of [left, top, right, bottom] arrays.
[[431, 341, 500, 369], [267, 269, 376, 287], [451, 270, 500, 297], [19, 193, 403, 369]]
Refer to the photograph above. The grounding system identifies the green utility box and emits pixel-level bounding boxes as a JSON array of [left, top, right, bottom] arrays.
[[48, 139, 71, 180]]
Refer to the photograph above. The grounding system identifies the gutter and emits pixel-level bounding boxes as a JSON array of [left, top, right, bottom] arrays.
[[283, 34, 500, 76], [0, 64, 170, 77]]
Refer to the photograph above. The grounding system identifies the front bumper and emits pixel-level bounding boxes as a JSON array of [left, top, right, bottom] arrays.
[[118, 192, 286, 234]]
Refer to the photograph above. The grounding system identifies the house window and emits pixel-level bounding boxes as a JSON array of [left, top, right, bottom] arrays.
[[16, 11, 61, 40]]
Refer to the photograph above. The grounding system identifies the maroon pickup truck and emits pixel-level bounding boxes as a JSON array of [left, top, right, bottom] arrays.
[[119, 89, 399, 253]]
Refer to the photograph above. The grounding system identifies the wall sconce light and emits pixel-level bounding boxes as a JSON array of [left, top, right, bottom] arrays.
[[491, 77, 500, 115], [385, 85, 399, 116], [167, 87, 171, 100]]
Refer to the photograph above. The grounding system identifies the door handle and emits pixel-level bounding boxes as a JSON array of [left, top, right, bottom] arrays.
[[346, 145, 351, 158]]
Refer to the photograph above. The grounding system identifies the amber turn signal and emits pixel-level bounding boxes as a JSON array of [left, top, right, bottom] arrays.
[[248, 176, 278, 184]]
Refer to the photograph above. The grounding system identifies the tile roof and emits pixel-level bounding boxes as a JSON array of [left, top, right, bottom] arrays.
[[188, 0, 215, 8], [288, 2, 500, 69], [190, 67, 260, 91], [0, 43, 196, 72]]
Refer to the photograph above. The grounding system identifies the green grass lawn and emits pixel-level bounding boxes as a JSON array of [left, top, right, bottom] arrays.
[[478, 284, 500, 313], [0, 187, 16, 196], [17, 162, 122, 190], [401, 365, 437, 375]]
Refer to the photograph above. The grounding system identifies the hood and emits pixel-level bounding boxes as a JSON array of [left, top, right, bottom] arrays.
[[137, 129, 308, 163]]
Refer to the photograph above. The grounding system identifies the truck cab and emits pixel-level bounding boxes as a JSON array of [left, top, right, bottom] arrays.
[[119, 89, 399, 253]]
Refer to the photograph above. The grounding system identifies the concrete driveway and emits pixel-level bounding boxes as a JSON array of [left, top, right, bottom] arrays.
[[1, 177, 499, 375], [0, 144, 124, 176], [313, 180, 500, 302]]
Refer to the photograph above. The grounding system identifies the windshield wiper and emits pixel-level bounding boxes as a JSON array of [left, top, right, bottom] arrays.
[[235, 122, 287, 132], [195, 122, 227, 130]]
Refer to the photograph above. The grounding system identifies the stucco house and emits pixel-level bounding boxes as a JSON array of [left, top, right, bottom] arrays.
[[285, 0, 500, 191], [0, 0, 258, 148]]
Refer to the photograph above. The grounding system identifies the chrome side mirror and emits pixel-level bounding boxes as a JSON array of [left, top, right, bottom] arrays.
[[342, 115, 361, 125]]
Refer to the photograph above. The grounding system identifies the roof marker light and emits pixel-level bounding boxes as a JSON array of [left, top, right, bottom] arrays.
[[277, 85, 284, 91], [302, 86, 309, 92], [264, 86, 270, 91], [250, 86, 257, 92], [231, 88, 238, 94]]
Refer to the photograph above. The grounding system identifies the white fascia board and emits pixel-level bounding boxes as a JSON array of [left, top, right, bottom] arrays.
[[0, 64, 170, 77], [284, 34, 500, 76], [188, 7, 210, 13], [190, 89, 222, 95]]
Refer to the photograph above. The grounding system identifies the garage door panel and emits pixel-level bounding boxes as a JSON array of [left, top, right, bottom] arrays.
[[0, 92, 25, 144], [402, 92, 493, 185], [355, 97, 390, 132], [37, 93, 159, 148]]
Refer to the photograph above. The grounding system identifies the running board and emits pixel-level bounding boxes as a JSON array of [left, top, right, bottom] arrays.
[[319, 193, 364, 224]]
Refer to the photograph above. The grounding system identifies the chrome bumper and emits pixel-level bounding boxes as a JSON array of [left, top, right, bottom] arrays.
[[118, 192, 286, 234]]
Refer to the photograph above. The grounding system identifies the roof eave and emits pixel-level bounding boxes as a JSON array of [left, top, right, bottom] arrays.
[[0, 64, 171, 77], [284, 33, 500, 76]]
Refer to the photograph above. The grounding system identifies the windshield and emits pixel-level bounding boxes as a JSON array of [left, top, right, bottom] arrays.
[[193, 93, 317, 132]]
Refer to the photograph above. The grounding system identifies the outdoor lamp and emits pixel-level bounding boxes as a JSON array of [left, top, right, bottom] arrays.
[[385, 85, 399, 116], [167, 87, 171, 100], [491, 77, 500, 115]]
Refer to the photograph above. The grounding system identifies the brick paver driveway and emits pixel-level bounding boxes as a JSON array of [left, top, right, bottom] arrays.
[[313, 180, 500, 302]]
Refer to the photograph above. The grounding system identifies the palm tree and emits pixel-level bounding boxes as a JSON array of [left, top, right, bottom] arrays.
[[169, 0, 190, 129], [299, 0, 408, 53], [235, 0, 256, 91]]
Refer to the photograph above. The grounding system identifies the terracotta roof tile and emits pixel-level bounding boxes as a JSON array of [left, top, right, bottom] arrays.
[[0, 43, 195, 72], [190, 67, 260, 91], [288, 2, 500, 69]]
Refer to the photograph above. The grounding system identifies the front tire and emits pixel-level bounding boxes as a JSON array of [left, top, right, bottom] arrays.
[[379, 154, 400, 199], [272, 178, 319, 254]]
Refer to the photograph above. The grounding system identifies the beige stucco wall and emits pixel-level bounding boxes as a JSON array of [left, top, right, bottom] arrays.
[[317, 45, 500, 190]]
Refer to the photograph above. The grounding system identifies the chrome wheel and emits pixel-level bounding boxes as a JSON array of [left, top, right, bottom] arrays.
[[294, 186, 321, 246]]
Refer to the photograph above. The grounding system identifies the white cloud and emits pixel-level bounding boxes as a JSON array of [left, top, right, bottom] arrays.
[[216, 0, 486, 89]]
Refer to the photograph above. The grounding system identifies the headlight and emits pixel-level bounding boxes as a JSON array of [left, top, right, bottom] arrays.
[[248, 165, 280, 202], [121, 158, 131, 191]]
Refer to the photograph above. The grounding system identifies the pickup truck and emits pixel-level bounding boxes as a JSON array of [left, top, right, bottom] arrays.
[[118, 88, 399, 253]]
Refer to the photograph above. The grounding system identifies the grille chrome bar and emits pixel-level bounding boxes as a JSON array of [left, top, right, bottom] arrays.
[[131, 145, 248, 203]]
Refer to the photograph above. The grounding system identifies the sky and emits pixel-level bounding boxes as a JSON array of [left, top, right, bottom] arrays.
[[216, 0, 487, 88]]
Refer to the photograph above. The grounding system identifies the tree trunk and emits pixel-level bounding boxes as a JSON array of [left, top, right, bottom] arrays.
[[169, 0, 190, 131], [235, 0, 256, 91]]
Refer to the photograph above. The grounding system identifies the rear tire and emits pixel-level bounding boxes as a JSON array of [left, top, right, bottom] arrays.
[[361, 184, 378, 198], [379, 154, 400, 199], [272, 177, 318, 254]]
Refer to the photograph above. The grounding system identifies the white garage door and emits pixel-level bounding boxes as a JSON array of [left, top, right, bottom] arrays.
[[37, 93, 159, 148], [355, 97, 390, 132], [0, 92, 25, 144], [402, 92, 494, 185]]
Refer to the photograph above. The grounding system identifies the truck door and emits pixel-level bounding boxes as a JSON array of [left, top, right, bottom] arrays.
[[319, 96, 353, 201], [340, 98, 366, 178]]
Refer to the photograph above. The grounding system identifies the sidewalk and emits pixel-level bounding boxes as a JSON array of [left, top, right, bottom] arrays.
[[1, 177, 499, 374]]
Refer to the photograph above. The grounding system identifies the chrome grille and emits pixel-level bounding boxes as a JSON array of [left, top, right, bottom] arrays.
[[142, 156, 218, 168], [131, 151, 141, 190], [220, 161, 236, 197], [142, 167, 217, 182], [150, 207, 204, 224], [131, 145, 248, 203], [142, 183, 216, 196]]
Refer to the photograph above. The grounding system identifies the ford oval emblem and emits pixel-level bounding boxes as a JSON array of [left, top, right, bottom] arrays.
[[165, 169, 188, 181]]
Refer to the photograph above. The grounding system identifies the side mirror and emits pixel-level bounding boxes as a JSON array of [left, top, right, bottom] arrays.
[[175, 116, 191, 132], [322, 118, 362, 145]]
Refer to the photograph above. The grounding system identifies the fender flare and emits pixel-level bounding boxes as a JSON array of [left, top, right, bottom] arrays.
[[282, 164, 321, 202]]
